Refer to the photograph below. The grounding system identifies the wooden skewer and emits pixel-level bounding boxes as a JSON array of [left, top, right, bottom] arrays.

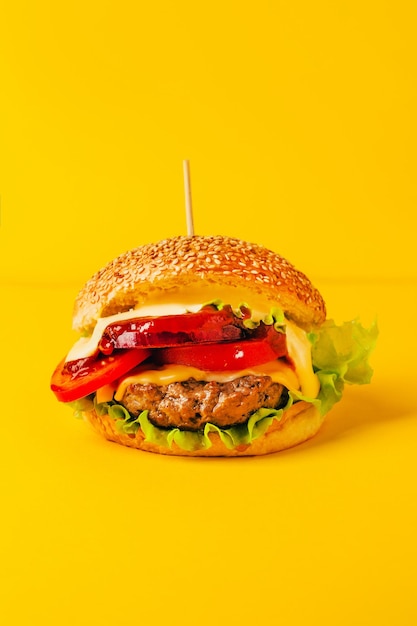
[[183, 159, 195, 237]]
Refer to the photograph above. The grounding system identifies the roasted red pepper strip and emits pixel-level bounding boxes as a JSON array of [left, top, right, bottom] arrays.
[[98, 305, 245, 353]]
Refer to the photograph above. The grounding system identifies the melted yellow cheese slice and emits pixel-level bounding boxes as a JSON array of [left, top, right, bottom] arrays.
[[114, 359, 301, 402], [285, 322, 320, 398]]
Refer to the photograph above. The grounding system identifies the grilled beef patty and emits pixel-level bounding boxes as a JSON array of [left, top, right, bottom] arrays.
[[120, 375, 288, 430]]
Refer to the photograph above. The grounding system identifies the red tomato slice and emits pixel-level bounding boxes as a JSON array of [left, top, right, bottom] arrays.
[[156, 325, 287, 371], [98, 305, 244, 353], [51, 349, 152, 403]]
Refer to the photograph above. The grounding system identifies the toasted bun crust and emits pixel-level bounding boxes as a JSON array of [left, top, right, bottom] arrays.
[[82, 401, 324, 457], [72, 236, 326, 334]]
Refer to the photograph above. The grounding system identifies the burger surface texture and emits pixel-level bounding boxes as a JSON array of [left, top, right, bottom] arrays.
[[120, 376, 288, 430]]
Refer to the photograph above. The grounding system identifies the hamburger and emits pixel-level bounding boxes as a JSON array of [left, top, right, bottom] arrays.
[[50, 235, 377, 456]]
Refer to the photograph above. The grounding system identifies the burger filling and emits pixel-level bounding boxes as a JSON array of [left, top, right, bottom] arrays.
[[51, 299, 378, 452]]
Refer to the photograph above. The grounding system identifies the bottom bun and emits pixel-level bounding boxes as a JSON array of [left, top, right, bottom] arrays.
[[82, 401, 325, 457]]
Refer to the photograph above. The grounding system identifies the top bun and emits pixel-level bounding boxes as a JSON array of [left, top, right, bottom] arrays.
[[72, 235, 326, 333]]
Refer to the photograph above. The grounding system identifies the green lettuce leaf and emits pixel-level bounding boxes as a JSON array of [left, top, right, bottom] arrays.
[[94, 395, 295, 452], [309, 318, 378, 415], [204, 299, 286, 332], [68, 395, 95, 419]]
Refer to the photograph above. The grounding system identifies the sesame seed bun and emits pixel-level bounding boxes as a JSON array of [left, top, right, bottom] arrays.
[[73, 235, 326, 333], [82, 400, 324, 457]]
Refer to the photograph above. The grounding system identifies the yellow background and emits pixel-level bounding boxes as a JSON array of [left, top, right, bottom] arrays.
[[1, 2, 416, 625]]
